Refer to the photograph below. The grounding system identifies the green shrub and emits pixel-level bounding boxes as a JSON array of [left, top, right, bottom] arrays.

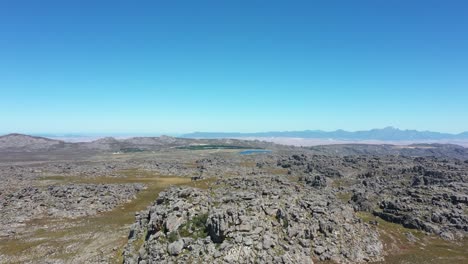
[[167, 231, 179, 243], [179, 213, 209, 239]]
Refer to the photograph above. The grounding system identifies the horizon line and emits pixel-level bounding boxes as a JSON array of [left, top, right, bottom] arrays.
[[2, 126, 468, 137]]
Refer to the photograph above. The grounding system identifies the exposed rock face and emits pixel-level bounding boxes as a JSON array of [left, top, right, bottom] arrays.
[[207, 209, 230, 243], [373, 183, 468, 239], [350, 192, 375, 212], [304, 175, 328, 188], [275, 153, 468, 241], [123, 176, 383, 263], [167, 239, 184, 255], [341, 156, 468, 240]]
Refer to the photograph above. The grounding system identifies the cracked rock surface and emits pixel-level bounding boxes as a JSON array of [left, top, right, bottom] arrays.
[[124, 176, 383, 264]]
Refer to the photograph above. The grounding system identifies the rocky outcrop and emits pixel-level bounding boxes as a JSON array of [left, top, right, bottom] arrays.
[[350, 192, 375, 212], [0, 183, 144, 237], [123, 176, 383, 263], [304, 175, 328, 188]]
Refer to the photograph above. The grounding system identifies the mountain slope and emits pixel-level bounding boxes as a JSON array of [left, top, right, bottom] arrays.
[[0, 134, 276, 153], [182, 127, 468, 141], [0, 133, 65, 151]]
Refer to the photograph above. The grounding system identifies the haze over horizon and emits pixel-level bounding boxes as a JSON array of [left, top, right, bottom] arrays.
[[1, 126, 468, 138], [1, 1, 468, 134]]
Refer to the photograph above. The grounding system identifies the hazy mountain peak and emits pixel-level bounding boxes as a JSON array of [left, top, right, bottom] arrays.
[[381, 126, 397, 131]]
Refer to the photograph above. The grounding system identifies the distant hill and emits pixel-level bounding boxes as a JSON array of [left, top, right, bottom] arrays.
[[308, 143, 468, 159], [0, 133, 65, 151], [0, 133, 277, 153], [0, 133, 467, 160], [182, 127, 468, 141]]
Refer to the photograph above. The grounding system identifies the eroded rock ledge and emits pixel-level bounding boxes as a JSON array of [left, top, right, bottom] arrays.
[[123, 176, 383, 263]]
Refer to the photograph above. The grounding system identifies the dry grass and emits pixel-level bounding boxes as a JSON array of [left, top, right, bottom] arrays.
[[0, 169, 215, 263], [330, 178, 354, 188], [266, 167, 289, 175], [239, 160, 257, 168], [336, 192, 352, 203]]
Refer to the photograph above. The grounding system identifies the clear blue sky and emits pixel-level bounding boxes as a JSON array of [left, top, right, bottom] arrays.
[[1, 1, 467, 134]]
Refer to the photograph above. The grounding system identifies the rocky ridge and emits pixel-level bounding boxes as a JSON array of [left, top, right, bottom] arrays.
[[123, 176, 383, 263]]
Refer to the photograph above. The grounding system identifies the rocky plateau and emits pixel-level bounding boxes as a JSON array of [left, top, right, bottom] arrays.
[[0, 134, 466, 263]]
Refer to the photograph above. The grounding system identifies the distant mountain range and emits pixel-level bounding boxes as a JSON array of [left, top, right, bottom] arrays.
[[182, 127, 468, 141], [1, 133, 468, 161]]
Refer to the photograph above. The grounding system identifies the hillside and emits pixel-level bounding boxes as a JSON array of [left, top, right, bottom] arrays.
[[0, 133, 65, 151]]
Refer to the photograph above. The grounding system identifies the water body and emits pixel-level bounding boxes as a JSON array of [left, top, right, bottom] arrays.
[[239, 149, 272, 155]]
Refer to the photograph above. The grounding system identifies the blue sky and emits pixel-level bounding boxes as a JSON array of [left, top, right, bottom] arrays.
[[1, 1, 467, 134]]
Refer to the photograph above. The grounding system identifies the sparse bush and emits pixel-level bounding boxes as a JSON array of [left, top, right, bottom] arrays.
[[179, 213, 208, 239], [167, 231, 179, 243]]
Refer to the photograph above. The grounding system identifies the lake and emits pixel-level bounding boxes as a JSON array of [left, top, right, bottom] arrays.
[[239, 149, 272, 155]]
